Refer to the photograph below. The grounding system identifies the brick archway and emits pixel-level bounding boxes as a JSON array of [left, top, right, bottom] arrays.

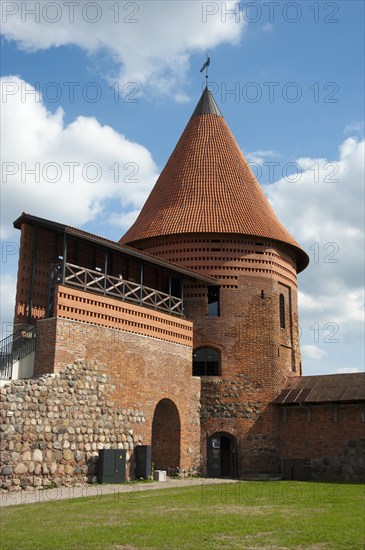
[[152, 398, 181, 473]]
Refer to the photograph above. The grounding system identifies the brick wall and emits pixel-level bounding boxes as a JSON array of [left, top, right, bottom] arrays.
[[134, 234, 298, 288], [136, 233, 301, 475], [14, 223, 59, 326], [276, 403, 365, 481], [54, 285, 192, 347], [34, 316, 201, 474]]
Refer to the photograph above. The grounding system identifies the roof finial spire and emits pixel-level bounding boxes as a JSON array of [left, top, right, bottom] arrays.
[[200, 55, 210, 84]]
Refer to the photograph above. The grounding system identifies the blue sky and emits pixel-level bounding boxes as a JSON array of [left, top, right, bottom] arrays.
[[1, 0, 364, 375]]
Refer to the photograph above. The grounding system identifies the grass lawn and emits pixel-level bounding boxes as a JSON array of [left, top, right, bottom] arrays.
[[1, 481, 364, 549]]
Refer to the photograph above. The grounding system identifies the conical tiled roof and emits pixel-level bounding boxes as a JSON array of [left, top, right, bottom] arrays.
[[120, 87, 309, 272]]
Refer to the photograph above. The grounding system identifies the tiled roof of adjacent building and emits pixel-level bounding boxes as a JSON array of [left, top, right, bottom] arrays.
[[120, 86, 309, 273], [272, 373, 365, 404]]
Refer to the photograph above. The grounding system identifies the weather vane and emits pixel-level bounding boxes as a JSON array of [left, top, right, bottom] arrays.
[[200, 55, 210, 83]]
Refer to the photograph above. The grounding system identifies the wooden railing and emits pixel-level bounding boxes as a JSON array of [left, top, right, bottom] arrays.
[[50, 262, 183, 316]]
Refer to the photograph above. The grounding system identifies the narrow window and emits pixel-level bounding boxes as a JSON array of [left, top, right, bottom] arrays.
[[193, 347, 220, 376], [208, 286, 220, 317], [171, 277, 182, 298], [279, 293, 286, 329]]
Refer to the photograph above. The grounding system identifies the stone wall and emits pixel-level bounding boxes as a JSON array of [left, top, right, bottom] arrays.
[[1, 316, 201, 491], [277, 403, 365, 482], [0, 359, 144, 491], [311, 439, 365, 481], [33, 317, 201, 474]]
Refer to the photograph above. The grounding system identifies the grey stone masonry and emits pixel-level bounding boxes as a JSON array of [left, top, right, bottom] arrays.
[[0, 360, 145, 491], [311, 439, 365, 482]]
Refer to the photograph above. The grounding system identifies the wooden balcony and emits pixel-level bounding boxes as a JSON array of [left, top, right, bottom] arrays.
[[50, 261, 183, 317]]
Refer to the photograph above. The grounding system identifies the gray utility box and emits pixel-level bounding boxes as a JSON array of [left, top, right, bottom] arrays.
[[135, 445, 152, 479], [98, 449, 126, 484]]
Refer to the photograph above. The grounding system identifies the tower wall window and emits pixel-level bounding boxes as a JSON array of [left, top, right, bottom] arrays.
[[208, 286, 220, 317], [279, 293, 286, 329], [193, 347, 220, 376]]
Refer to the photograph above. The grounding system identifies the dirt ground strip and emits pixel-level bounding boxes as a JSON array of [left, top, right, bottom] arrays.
[[0, 477, 239, 507]]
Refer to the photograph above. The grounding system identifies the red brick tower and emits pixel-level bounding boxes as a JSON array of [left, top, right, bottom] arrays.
[[120, 87, 309, 477]]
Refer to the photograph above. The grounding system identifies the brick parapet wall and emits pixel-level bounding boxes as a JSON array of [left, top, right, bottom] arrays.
[[54, 285, 193, 347]]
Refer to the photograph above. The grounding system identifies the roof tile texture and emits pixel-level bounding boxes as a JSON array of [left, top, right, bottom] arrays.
[[121, 98, 308, 272], [272, 373, 365, 404]]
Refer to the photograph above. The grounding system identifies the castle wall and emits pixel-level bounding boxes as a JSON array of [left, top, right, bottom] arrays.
[[135, 234, 301, 475], [276, 404, 365, 482], [34, 284, 193, 375], [34, 316, 200, 472], [0, 359, 144, 491], [194, 276, 296, 475], [1, 310, 201, 490], [53, 285, 193, 348], [134, 234, 298, 288]]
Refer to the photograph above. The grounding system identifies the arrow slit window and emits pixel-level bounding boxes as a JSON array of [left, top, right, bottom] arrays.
[[279, 293, 286, 329]]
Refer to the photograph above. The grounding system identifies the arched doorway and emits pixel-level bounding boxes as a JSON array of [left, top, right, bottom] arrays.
[[207, 432, 237, 478], [151, 399, 181, 473]]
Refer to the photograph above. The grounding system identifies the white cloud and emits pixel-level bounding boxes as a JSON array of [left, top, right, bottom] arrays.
[[302, 345, 328, 360], [0, 75, 159, 239], [1, 0, 246, 99], [298, 291, 325, 312], [266, 138, 365, 373], [0, 75, 160, 337], [108, 210, 141, 231], [246, 150, 279, 165], [267, 139, 365, 243], [266, 139, 364, 292], [344, 121, 364, 136]]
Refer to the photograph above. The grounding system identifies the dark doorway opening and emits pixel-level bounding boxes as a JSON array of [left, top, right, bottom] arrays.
[[207, 432, 237, 478], [151, 399, 181, 474]]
